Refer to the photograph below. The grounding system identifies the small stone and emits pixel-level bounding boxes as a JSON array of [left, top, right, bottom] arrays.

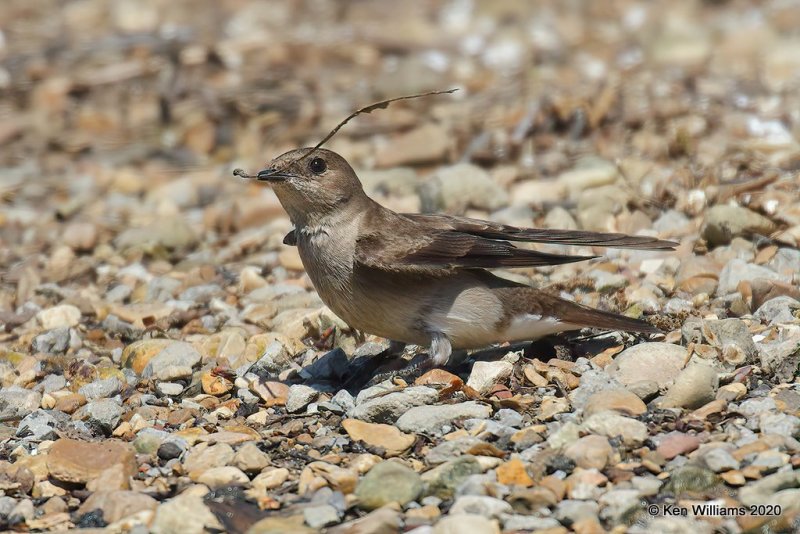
[[581, 412, 648, 446], [349, 385, 438, 423], [659, 362, 718, 409], [77, 398, 124, 431], [433, 513, 500, 534], [62, 222, 97, 251], [156, 381, 184, 396], [252, 467, 290, 491], [664, 466, 721, 495], [354, 461, 423, 510], [249, 379, 290, 407], [495, 458, 533, 487], [466, 361, 513, 395], [606, 343, 687, 389], [718, 258, 787, 296], [133, 428, 170, 455], [183, 443, 235, 477], [201, 372, 232, 396], [583, 389, 647, 417], [0, 387, 42, 420], [78, 490, 157, 524], [142, 341, 202, 381], [702, 205, 776, 247], [36, 305, 81, 330], [395, 401, 492, 434], [557, 158, 619, 199], [303, 504, 340, 529], [419, 163, 508, 213], [286, 384, 319, 413], [375, 123, 451, 168], [31, 328, 72, 354], [564, 435, 614, 470], [47, 438, 137, 484], [702, 448, 740, 472], [121, 339, 174, 374], [151, 493, 223, 534], [78, 377, 121, 400], [233, 443, 271, 474], [654, 432, 701, 460], [196, 466, 249, 489], [450, 495, 511, 518], [421, 456, 483, 499], [342, 419, 416, 457], [15, 410, 59, 441]]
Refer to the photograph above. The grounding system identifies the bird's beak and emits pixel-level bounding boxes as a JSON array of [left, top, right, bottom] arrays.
[[256, 168, 294, 182]]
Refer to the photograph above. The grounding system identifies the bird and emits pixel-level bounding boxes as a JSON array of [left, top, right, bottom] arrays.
[[239, 147, 676, 369]]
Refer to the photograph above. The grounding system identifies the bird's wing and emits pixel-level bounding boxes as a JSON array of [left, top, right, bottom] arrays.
[[354, 228, 596, 272], [403, 213, 678, 250]]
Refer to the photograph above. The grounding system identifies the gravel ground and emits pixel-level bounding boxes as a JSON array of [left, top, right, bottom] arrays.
[[1, 0, 800, 533]]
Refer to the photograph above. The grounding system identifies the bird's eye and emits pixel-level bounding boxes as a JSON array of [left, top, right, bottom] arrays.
[[309, 157, 327, 175]]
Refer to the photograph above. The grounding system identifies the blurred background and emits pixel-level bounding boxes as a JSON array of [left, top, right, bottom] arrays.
[[1, 0, 799, 312]]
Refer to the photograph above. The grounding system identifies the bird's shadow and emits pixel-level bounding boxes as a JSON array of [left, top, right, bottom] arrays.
[[284, 332, 627, 395]]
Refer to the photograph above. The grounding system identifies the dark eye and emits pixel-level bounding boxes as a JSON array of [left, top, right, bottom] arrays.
[[309, 157, 327, 175]]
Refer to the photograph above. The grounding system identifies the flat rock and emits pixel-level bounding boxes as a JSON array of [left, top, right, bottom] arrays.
[[36, 304, 81, 330], [466, 361, 513, 395], [606, 343, 687, 389], [78, 490, 158, 523], [151, 493, 222, 534], [349, 385, 438, 424], [580, 412, 648, 446], [0, 387, 42, 420], [354, 461, 423, 510], [47, 438, 137, 484], [342, 419, 416, 457], [659, 361, 718, 409], [396, 401, 492, 434], [702, 205, 776, 247], [583, 389, 647, 417], [434, 513, 500, 534]]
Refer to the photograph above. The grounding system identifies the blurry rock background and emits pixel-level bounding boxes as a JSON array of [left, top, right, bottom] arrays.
[[1, 0, 799, 533]]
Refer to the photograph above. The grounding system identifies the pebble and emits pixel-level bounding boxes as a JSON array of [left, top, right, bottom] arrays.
[[0, 387, 42, 421], [349, 385, 439, 423], [342, 419, 416, 457], [583, 389, 647, 417], [654, 432, 700, 460], [78, 398, 125, 431], [564, 435, 614, 469], [141, 341, 202, 381], [150, 493, 222, 534], [286, 384, 319, 413], [449, 495, 511, 518], [78, 490, 158, 524], [581, 412, 648, 446], [354, 461, 423, 510], [16, 410, 60, 441], [718, 258, 786, 296], [79, 377, 122, 400], [396, 401, 493, 434], [702, 205, 776, 247], [418, 163, 508, 213], [233, 442, 271, 473], [36, 304, 81, 330], [606, 343, 687, 389], [196, 466, 249, 488], [466, 361, 513, 395], [304, 504, 340, 529], [433, 513, 500, 534], [47, 438, 137, 484], [659, 362, 718, 409]]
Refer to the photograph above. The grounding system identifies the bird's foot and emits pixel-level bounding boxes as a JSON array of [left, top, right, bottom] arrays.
[[365, 357, 433, 387]]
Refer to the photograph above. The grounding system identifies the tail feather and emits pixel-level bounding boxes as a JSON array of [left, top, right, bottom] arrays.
[[494, 284, 661, 336]]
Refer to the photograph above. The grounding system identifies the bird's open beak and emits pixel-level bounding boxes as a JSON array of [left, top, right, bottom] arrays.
[[256, 168, 294, 182]]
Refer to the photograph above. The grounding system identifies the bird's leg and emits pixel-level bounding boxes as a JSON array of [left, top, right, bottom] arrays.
[[364, 332, 452, 386]]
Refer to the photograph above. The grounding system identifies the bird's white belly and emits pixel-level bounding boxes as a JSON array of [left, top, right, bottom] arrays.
[[501, 313, 574, 342]]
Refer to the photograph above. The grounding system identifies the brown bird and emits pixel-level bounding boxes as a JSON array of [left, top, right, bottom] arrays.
[[242, 148, 676, 368]]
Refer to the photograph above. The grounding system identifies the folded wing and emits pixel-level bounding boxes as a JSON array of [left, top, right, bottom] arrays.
[[405, 214, 678, 250]]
